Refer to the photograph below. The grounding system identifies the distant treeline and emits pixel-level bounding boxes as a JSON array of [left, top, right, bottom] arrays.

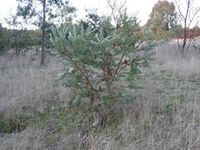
[[177, 26, 200, 39], [0, 24, 41, 54]]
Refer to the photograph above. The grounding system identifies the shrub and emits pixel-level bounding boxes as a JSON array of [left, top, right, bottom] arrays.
[[0, 25, 10, 54], [0, 115, 30, 134], [51, 14, 153, 126]]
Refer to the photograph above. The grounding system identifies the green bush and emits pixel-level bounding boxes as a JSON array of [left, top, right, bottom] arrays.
[[0, 23, 41, 55], [0, 115, 30, 134], [51, 13, 153, 126], [0, 24, 10, 54]]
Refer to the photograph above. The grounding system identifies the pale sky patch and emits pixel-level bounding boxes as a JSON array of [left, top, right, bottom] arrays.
[[71, 0, 161, 24], [0, 0, 199, 28]]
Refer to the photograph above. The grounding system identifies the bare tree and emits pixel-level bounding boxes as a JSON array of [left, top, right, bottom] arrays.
[[107, 0, 127, 27], [175, 0, 200, 57]]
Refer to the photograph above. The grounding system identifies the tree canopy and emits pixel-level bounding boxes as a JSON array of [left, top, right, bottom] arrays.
[[16, 0, 76, 27], [16, 0, 76, 64], [146, 0, 177, 38]]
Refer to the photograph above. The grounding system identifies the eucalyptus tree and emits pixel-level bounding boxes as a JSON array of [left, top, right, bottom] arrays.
[[146, 0, 177, 39], [16, 0, 76, 64], [79, 11, 102, 32]]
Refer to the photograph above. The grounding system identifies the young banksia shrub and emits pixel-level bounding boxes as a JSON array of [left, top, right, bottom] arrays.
[[51, 13, 153, 119]]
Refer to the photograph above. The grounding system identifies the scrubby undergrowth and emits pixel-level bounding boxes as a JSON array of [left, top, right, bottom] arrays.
[[1, 45, 200, 149]]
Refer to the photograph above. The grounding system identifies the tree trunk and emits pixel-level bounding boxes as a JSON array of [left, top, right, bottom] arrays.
[[40, 0, 46, 65], [181, 19, 187, 56], [15, 46, 20, 56]]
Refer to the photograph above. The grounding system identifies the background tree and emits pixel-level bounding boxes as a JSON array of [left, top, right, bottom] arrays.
[[146, 0, 177, 39], [0, 24, 10, 54], [10, 29, 41, 56], [175, 0, 200, 56], [79, 10, 102, 32], [16, 0, 76, 65]]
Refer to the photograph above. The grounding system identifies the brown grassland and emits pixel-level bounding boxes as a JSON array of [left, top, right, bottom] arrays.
[[1, 43, 200, 150]]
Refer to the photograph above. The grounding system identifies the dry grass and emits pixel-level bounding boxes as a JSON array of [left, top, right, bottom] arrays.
[[154, 42, 200, 76], [0, 54, 69, 117], [1, 44, 200, 150]]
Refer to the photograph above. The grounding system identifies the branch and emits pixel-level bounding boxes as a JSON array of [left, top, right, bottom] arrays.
[[175, 0, 186, 20], [107, 0, 118, 24], [107, 0, 127, 27], [184, 0, 191, 26], [75, 63, 96, 91], [117, 56, 141, 75], [113, 53, 125, 78], [188, 8, 200, 28]]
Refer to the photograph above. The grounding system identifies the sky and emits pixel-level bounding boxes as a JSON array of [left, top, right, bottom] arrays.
[[72, 0, 160, 24], [0, 0, 199, 28], [0, 0, 160, 27]]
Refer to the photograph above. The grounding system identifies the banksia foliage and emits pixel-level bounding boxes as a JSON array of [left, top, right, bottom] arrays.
[[51, 14, 153, 108]]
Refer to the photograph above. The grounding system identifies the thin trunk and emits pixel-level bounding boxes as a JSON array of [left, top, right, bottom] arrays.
[[182, 0, 190, 57], [106, 80, 112, 95], [182, 21, 187, 56], [15, 46, 20, 56], [40, 0, 46, 65], [182, 38, 186, 53]]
